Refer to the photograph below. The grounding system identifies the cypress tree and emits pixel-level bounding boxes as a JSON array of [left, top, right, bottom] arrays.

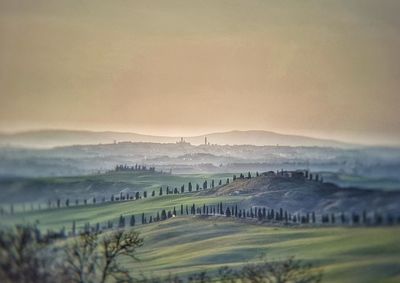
[[159, 187, 163, 196], [181, 204, 184, 215], [119, 215, 125, 228], [188, 182, 192, 192], [375, 213, 383, 225], [226, 207, 231, 217], [72, 220, 76, 236], [152, 190, 155, 197], [258, 208, 263, 220], [352, 213, 360, 224], [173, 206, 177, 216], [130, 215, 136, 226], [340, 212, 346, 224], [196, 184, 200, 191], [142, 213, 146, 224], [211, 180, 215, 188], [143, 191, 147, 198], [161, 210, 167, 220], [362, 210, 367, 224], [135, 192, 140, 200], [248, 172, 251, 179], [226, 178, 230, 184], [181, 185, 185, 193], [186, 204, 189, 215]]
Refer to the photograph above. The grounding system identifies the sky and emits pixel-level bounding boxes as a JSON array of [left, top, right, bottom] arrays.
[[0, 0, 399, 145]]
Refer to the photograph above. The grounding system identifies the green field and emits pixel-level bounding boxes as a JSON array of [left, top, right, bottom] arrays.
[[0, 171, 237, 209], [1, 172, 400, 283], [1, 193, 246, 232], [133, 217, 400, 283]]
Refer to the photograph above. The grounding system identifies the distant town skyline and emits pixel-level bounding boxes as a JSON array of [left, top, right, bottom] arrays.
[[1, 0, 400, 146]]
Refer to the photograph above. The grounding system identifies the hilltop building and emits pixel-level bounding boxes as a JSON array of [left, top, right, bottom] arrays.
[[176, 137, 190, 145]]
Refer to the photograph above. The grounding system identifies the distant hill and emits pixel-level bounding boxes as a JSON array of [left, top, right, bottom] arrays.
[[204, 174, 400, 214], [0, 129, 356, 148]]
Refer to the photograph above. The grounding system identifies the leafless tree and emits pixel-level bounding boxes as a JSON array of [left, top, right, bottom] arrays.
[[0, 225, 52, 283], [62, 229, 143, 283], [98, 230, 143, 283], [240, 257, 323, 283]]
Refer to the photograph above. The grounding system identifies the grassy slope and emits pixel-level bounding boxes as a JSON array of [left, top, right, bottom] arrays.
[[132, 217, 400, 283], [2, 172, 400, 283], [1, 194, 247, 232], [0, 172, 236, 207], [320, 172, 400, 191]]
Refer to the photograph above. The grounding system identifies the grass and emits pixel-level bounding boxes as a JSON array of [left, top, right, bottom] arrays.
[[1, 193, 399, 282], [0, 171, 237, 210], [1, 172, 400, 282], [131, 217, 400, 283], [1, 193, 247, 232], [320, 172, 400, 191]]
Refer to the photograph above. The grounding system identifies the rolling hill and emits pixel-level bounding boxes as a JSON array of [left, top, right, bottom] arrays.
[[0, 129, 356, 148], [203, 174, 400, 214]]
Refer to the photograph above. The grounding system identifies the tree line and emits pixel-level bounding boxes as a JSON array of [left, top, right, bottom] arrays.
[[114, 164, 157, 173], [65, 201, 400, 238], [0, 169, 333, 215]]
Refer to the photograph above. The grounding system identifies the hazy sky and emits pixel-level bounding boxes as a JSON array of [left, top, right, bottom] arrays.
[[0, 0, 399, 145]]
